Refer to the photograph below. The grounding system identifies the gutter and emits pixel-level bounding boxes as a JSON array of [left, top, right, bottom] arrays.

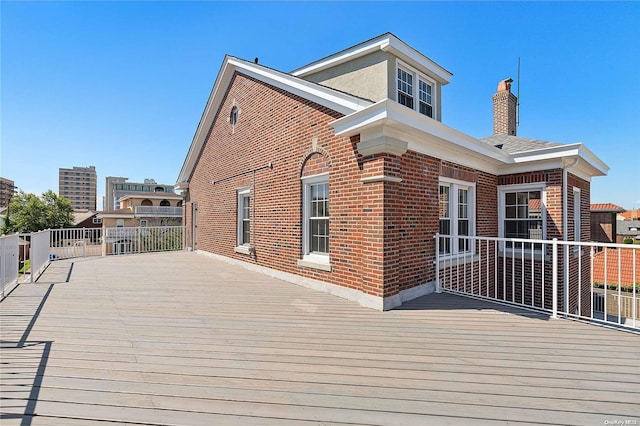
[[562, 157, 579, 314]]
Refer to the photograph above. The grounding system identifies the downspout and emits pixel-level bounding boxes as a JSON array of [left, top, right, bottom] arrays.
[[562, 158, 579, 314]]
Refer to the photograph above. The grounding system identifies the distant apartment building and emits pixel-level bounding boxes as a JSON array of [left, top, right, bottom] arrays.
[[59, 166, 97, 210], [0, 177, 16, 208], [104, 177, 176, 210]]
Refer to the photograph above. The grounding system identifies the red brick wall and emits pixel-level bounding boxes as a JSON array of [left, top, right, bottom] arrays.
[[184, 71, 592, 308]]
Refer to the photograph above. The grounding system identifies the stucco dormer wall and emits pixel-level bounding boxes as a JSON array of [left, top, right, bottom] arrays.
[[300, 50, 389, 103]]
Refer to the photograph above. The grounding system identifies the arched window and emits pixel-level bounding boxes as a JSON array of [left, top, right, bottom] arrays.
[[141, 199, 153, 206], [160, 200, 170, 207]]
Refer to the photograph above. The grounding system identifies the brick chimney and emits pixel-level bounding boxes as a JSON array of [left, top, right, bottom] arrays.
[[492, 78, 517, 136]]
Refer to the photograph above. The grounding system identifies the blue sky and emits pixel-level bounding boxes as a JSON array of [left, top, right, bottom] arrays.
[[1, 1, 638, 210]]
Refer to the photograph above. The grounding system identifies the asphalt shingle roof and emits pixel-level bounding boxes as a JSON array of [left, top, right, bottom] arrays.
[[480, 134, 563, 154]]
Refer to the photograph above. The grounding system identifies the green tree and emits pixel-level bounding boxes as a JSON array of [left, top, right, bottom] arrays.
[[1, 190, 73, 234]]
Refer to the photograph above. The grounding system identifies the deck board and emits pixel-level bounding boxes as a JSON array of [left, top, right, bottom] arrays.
[[1, 251, 639, 425]]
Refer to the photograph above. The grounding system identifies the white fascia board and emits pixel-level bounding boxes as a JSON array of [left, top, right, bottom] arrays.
[[177, 56, 373, 185], [232, 58, 371, 114], [291, 38, 386, 77], [512, 143, 609, 177], [331, 99, 510, 168], [292, 33, 452, 85], [382, 35, 452, 84]]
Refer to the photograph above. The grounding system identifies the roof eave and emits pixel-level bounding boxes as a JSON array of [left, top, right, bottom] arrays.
[[177, 56, 373, 185], [292, 33, 453, 85]]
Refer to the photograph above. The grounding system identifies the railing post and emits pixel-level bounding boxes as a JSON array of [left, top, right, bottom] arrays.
[[552, 238, 558, 319], [434, 233, 441, 293]]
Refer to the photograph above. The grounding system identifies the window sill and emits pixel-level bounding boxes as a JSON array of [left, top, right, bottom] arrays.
[[499, 249, 549, 262], [234, 245, 252, 255], [438, 253, 480, 268], [297, 257, 332, 272]]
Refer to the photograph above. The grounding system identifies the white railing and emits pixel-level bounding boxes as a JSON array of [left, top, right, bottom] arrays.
[[28, 230, 51, 283], [104, 226, 183, 255], [50, 228, 103, 260], [1, 233, 19, 298], [435, 234, 639, 330], [134, 206, 182, 217]]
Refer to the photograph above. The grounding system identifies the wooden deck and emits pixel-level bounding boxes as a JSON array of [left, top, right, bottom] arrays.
[[1, 251, 639, 425]]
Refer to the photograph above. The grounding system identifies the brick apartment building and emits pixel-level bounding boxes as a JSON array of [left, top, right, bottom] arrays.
[[176, 33, 608, 310]]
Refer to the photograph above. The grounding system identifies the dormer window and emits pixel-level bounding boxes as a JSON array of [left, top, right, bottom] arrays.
[[419, 80, 433, 117], [397, 67, 414, 109], [397, 62, 435, 119]]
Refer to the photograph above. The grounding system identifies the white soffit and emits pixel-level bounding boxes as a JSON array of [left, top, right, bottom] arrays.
[[331, 99, 509, 173], [331, 100, 609, 179]]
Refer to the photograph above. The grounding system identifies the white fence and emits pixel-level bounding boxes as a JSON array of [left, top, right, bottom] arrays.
[[103, 226, 184, 255], [436, 234, 639, 330], [50, 228, 102, 260], [28, 230, 51, 283], [1, 234, 19, 298]]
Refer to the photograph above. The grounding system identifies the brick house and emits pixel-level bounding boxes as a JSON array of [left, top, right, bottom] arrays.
[[590, 203, 625, 243], [176, 33, 608, 310]]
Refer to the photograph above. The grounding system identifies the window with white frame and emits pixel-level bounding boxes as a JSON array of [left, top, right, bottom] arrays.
[[499, 184, 545, 249], [573, 187, 581, 243], [397, 62, 435, 118], [237, 188, 250, 246], [438, 178, 475, 256], [92, 217, 102, 224], [397, 67, 414, 109], [302, 174, 329, 261]]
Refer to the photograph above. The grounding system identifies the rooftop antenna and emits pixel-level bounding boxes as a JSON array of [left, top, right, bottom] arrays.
[[516, 56, 521, 129]]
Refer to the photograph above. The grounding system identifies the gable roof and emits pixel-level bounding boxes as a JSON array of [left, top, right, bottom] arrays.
[[72, 210, 98, 226], [178, 36, 609, 187], [291, 32, 453, 85], [590, 203, 625, 212], [176, 56, 374, 187], [619, 210, 640, 221]]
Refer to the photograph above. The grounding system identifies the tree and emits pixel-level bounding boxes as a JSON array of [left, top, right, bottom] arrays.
[[0, 190, 73, 234]]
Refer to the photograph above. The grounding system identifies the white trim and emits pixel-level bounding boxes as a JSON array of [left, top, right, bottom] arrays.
[[498, 183, 547, 243], [573, 187, 581, 244], [395, 58, 437, 119], [177, 56, 372, 185], [237, 187, 250, 247], [302, 175, 330, 259], [360, 175, 403, 184], [438, 178, 476, 257], [299, 172, 329, 183], [291, 33, 452, 84], [297, 258, 332, 272], [234, 245, 251, 255]]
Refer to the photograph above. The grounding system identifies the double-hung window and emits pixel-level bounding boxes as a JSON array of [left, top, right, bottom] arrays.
[[397, 67, 414, 109], [301, 174, 329, 265], [237, 188, 250, 247], [499, 184, 545, 250], [438, 178, 475, 256], [397, 61, 436, 119]]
